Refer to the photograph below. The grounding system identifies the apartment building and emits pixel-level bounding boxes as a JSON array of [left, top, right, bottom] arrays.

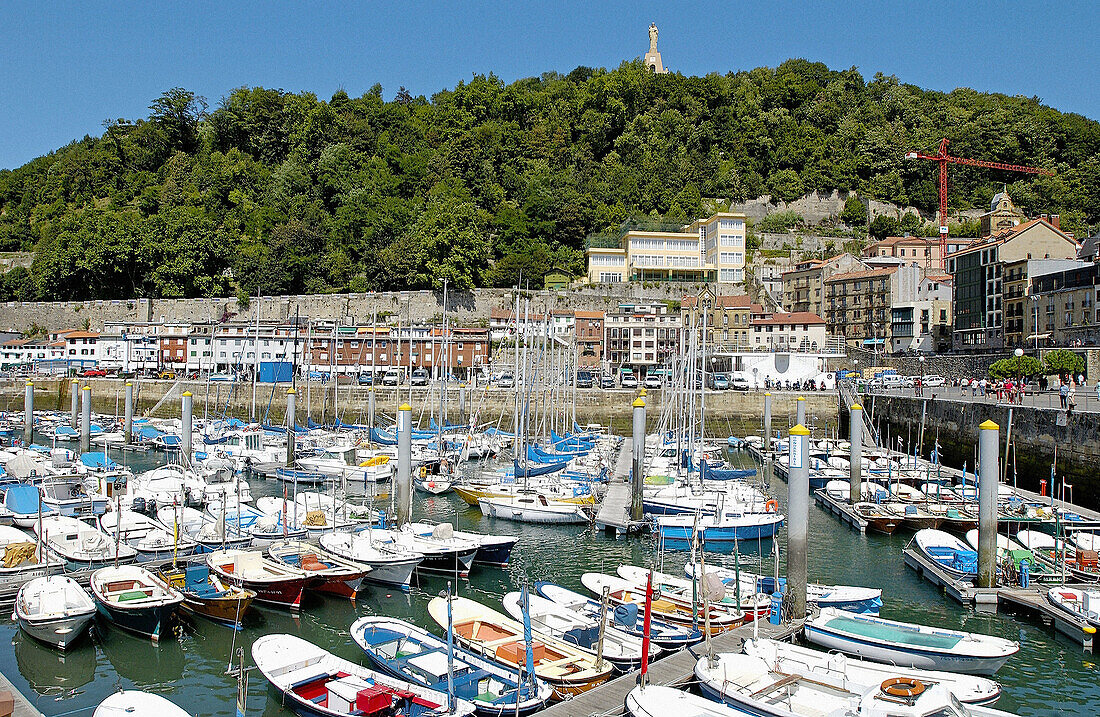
[[1003, 259, 1088, 349], [948, 217, 1078, 351], [603, 303, 682, 376], [781, 253, 867, 317], [888, 270, 953, 354], [680, 294, 768, 350], [863, 236, 972, 270], [574, 310, 605, 370], [585, 212, 748, 285], [1017, 263, 1100, 348], [824, 268, 896, 349], [750, 312, 827, 351]]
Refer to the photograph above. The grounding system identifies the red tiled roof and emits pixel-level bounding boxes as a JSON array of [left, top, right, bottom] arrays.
[[574, 310, 604, 319], [824, 267, 899, 283], [59, 331, 99, 339]]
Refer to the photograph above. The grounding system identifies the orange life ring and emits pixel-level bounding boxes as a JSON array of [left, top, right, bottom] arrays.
[[881, 677, 925, 698], [765, 499, 779, 513]]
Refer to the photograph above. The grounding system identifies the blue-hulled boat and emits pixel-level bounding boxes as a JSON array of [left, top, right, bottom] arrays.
[[656, 510, 784, 543], [4, 484, 57, 528], [913, 528, 979, 581], [90, 564, 184, 642], [351, 616, 553, 716]]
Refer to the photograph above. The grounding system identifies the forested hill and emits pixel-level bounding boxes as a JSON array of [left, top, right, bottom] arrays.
[[1, 59, 1098, 301]]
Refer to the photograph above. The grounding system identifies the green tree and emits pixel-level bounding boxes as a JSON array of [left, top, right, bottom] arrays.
[[989, 355, 1042, 380], [840, 196, 867, 226], [868, 214, 902, 240], [1043, 349, 1085, 378]]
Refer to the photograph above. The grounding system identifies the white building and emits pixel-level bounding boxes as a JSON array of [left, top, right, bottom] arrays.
[[749, 312, 828, 352]]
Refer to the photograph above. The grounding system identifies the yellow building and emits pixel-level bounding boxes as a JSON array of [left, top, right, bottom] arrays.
[[585, 212, 748, 285]]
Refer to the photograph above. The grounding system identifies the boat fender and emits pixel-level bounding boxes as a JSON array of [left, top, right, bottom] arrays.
[[881, 677, 925, 699], [765, 500, 779, 513]]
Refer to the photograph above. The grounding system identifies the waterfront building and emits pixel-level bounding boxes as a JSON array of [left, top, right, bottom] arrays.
[[947, 217, 1078, 351], [584, 212, 748, 285], [888, 270, 953, 354], [781, 253, 867, 317], [680, 294, 767, 351], [863, 236, 972, 270], [750, 311, 828, 352], [979, 191, 1028, 238], [824, 267, 897, 351], [574, 310, 604, 370], [1022, 262, 1100, 348], [603, 303, 681, 377]]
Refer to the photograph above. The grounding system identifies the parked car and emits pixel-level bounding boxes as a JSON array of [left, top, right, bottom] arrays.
[[79, 368, 107, 378], [381, 368, 402, 386], [495, 373, 515, 389], [729, 373, 751, 390], [644, 374, 662, 390], [599, 374, 615, 389], [620, 373, 638, 389], [576, 370, 594, 389], [158, 370, 176, 380], [410, 369, 430, 386], [922, 374, 945, 387], [710, 373, 729, 390], [357, 371, 378, 385]]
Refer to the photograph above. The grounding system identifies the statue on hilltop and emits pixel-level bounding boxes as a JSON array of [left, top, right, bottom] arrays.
[[649, 23, 659, 54]]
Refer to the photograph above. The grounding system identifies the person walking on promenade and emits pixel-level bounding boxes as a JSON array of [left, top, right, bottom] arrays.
[[1060, 381, 1069, 409]]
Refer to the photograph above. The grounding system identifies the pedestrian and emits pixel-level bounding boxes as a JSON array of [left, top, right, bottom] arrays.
[[1069, 385, 1077, 414], [1095, 379, 1100, 404], [1060, 381, 1069, 409]]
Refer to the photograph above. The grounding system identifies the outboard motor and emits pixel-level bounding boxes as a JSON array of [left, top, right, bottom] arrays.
[[131, 496, 147, 515]]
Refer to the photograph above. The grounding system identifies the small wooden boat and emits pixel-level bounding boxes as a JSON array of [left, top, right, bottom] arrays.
[[94, 690, 192, 716], [35, 515, 137, 569], [205, 549, 309, 611], [477, 495, 589, 524], [683, 563, 883, 614], [252, 633, 476, 717], [852, 503, 900, 534], [1046, 587, 1100, 628], [1016, 530, 1100, 581], [533, 582, 702, 650], [742, 637, 1003, 705], [618, 565, 769, 618], [427, 595, 612, 699], [90, 564, 184, 642], [351, 616, 554, 716], [692, 653, 1019, 717], [319, 531, 423, 591], [369, 526, 478, 577], [13, 575, 96, 649], [580, 573, 744, 634], [963, 530, 1056, 582], [267, 539, 371, 599], [804, 607, 1019, 675], [157, 561, 255, 628], [501, 590, 648, 672], [913, 528, 978, 581]]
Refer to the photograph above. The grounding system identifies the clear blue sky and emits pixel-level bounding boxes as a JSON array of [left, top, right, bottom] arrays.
[[1, 0, 1097, 170]]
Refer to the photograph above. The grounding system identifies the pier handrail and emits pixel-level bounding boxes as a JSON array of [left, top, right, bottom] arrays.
[[838, 380, 878, 448]]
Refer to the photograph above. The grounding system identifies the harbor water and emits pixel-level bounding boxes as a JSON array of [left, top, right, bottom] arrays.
[[0, 446, 1096, 716]]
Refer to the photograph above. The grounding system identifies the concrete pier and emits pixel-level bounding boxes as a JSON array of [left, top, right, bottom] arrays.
[[70, 379, 78, 429], [849, 403, 862, 504], [977, 419, 999, 589], [79, 385, 91, 454], [181, 391, 193, 464], [630, 395, 645, 522], [787, 423, 810, 619], [286, 389, 296, 466], [396, 403, 412, 525], [124, 381, 133, 444], [22, 381, 32, 445]]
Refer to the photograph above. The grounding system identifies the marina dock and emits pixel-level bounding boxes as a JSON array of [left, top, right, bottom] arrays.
[[595, 438, 650, 535], [812, 488, 868, 533], [539, 617, 804, 717], [0, 670, 45, 717]]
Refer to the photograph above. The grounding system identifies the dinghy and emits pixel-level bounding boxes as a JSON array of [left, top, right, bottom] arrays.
[[1016, 530, 1100, 581], [100, 509, 197, 562], [533, 582, 702, 650], [1046, 587, 1100, 629], [477, 494, 589, 524], [35, 515, 137, 569], [252, 633, 476, 717], [158, 561, 256, 628], [205, 548, 310, 610], [742, 638, 1003, 705], [369, 525, 478, 577], [319, 531, 423, 590], [852, 503, 900, 534], [426, 595, 612, 699], [155, 506, 252, 553], [692, 652, 1019, 717], [90, 564, 184, 641], [267, 539, 372, 598], [625, 684, 736, 717], [13, 575, 96, 649], [617, 565, 769, 618], [501, 590, 649, 672], [684, 563, 882, 614], [580, 573, 744, 633], [964, 530, 1055, 582], [93, 690, 192, 716], [913, 528, 978, 581], [804, 607, 1019, 675], [351, 616, 553, 716]]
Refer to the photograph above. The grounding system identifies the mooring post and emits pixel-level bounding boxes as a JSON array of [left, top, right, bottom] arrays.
[[368, 387, 376, 430], [23, 381, 33, 445], [763, 392, 773, 453], [630, 394, 646, 522], [787, 423, 810, 620], [796, 395, 806, 427], [181, 391, 193, 466], [396, 402, 412, 526], [459, 383, 466, 424], [977, 419, 1000, 589], [80, 385, 91, 454], [849, 403, 863, 504], [70, 379, 79, 429], [286, 388, 296, 467], [124, 381, 134, 445]]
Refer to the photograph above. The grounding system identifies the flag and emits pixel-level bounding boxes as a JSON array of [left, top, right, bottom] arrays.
[[521, 582, 536, 686], [639, 570, 653, 684]]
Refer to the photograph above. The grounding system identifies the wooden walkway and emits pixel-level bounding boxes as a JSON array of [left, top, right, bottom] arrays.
[[813, 488, 868, 533], [594, 439, 649, 535], [999, 586, 1096, 648], [0, 670, 45, 717], [539, 618, 804, 717]]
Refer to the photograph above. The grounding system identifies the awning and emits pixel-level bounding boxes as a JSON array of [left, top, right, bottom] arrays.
[[861, 338, 885, 345], [1025, 333, 1051, 340]]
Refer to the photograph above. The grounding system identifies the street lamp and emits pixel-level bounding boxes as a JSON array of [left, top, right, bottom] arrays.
[[918, 355, 925, 396], [1014, 347, 1024, 399]]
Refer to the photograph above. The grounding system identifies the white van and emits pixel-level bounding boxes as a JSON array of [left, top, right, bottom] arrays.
[[882, 374, 907, 389]]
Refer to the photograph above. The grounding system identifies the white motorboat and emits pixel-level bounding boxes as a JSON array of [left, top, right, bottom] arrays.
[[625, 684, 737, 717], [742, 638, 1003, 705], [684, 563, 883, 614], [804, 607, 1018, 675], [913, 528, 978, 581], [155, 506, 252, 551], [478, 494, 589, 524], [368, 525, 478, 577], [94, 690, 192, 716], [318, 530, 423, 590], [100, 509, 198, 561], [1046, 587, 1100, 628], [13, 575, 96, 649], [34, 515, 137, 568]]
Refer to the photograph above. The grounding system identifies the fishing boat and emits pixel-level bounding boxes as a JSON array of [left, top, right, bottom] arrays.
[[625, 684, 736, 717], [12, 575, 96, 649], [35, 515, 137, 569], [533, 582, 702, 650], [1016, 530, 1100, 581], [100, 509, 198, 562], [4, 484, 57, 528], [617, 565, 769, 618], [741, 638, 1003, 705], [477, 494, 589, 524], [319, 531, 423, 590], [252, 633, 476, 717], [426, 595, 612, 699], [500, 590, 648, 672], [90, 564, 184, 641], [654, 510, 784, 543], [405, 522, 515, 568], [852, 503, 900, 535], [684, 564, 883, 614], [453, 481, 594, 506], [155, 506, 252, 553], [913, 529, 978, 581], [369, 525, 478, 577], [414, 475, 452, 495], [205, 549, 310, 610], [963, 530, 1055, 582], [580, 573, 744, 634], [93, 690, 192, 716], [692, 652, 1019, 716], [1046, 587, 1100, 629], [351, 616, 553, 716], [267, 539, 371, 599], [804, 607, 1019, 675], [157, 561, 256, 628]]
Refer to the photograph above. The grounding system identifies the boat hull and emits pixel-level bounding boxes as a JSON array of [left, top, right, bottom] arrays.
[[470, 539, 516, 567], [416, 548, 477, 577], [17, 611, 95, 650], [94, 599, 179, 642], [804, 623, 1011, 675]]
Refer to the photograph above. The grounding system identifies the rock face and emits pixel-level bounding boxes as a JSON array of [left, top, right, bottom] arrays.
[[732, 190, 982, 226]]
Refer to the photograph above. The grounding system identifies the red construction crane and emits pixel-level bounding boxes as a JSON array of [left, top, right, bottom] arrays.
[[904, 138, 1054, 265]]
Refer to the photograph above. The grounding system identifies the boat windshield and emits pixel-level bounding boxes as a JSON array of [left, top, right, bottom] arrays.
[[920, 693, 972, 717]]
